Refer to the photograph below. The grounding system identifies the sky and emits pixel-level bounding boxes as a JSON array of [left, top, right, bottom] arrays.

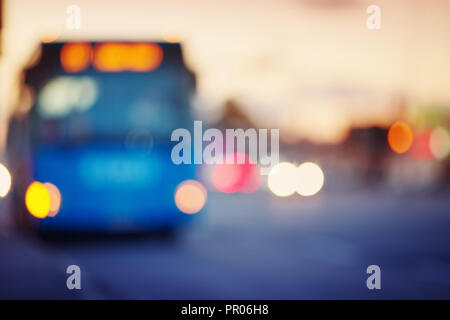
[[1, 0, 450, 146]]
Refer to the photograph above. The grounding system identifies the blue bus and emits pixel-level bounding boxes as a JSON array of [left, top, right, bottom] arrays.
[[7, 41, 199, 235]]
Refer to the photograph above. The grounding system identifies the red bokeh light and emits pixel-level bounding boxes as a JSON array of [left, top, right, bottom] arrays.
[[212, 153, 256, 193], [409, 130, 433, 160], [239, 163, 262, 194]]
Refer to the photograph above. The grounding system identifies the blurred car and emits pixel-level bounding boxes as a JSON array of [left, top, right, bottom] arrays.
[[6, 41, 199, 235]]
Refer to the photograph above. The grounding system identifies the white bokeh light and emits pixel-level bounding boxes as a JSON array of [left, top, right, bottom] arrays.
[[0, 163, 12, 198], [429, 127, 450, 160], [267, 162, 299, 197], [296, 162, 324, 196]]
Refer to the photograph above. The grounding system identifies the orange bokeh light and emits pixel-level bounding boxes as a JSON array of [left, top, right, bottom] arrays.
[[388, 121, 413, 154], [93, 43, 127, 72], [41, 31, 60, 44], [128, 43, 164, 72], [175, 180, 207, 214], [44, 182, 62, 217], [93, 43, 163, 72], [60, 43, 92, 73], [162, 32, 181, 44]]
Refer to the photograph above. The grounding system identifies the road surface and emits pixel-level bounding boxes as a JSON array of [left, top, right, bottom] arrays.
[[1, 191, 450, 299]]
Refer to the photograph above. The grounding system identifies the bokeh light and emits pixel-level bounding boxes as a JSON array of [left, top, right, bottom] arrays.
[[16, 85, 35, 115], [429, 126, 450, 160], [239, 164, 263, 194], [267, 162, 299, 197], [162, 32, 182, 43], [93, 43, 163, 72], [388, 121, 413, 154], [25, 182, 51, 219], [128, 43, 164, 72], [41, 31, 60, 43], [0, 163, 12, 198], [44, 182, 62, 217], [38, 76, 98, 118], [212, 153, 253, 193], [93, 43, 127, 72], [38, 77, 72, 117], [73, 77, 99, 111], [409, 130, 433, 160], [296, 162, 325, 196], [60, 43, 92, 73], [175, 180, 207, 214]]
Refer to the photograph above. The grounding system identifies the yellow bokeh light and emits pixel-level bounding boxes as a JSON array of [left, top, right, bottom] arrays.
[[25, 182, 51, 219], [44, 182, 62, 217], [175, 180, 207, 214], [267, 162, 299, 197], [0, 163, 12, 198], [296, 162, 324, 196]]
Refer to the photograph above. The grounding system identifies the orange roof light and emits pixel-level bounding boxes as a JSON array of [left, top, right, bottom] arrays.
[[93, 43, 163, 72], [93, 43, 127, 72], [128, 43, 163, 72], [60, 43, 92, 73]]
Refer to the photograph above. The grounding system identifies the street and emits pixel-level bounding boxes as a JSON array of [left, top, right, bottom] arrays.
[[1, 190, 450, 299]]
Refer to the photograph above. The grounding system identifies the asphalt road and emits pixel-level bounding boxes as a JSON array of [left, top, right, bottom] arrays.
[[1, 191, 450, 299]]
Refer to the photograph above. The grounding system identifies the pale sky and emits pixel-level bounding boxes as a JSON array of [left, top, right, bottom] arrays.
[[1, 0, 450, 146]]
